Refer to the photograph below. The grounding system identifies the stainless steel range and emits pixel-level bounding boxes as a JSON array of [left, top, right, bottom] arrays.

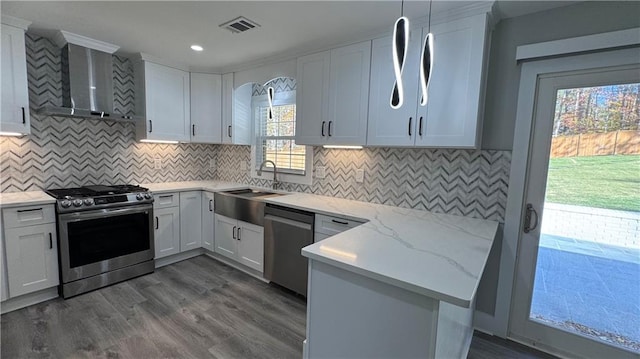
[[45, 184, 155, 298]]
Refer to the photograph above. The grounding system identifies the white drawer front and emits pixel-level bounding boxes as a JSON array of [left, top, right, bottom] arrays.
[[153, 192, 179, 208], [315, 214, 365, 236], [2, 205, 55, 229]]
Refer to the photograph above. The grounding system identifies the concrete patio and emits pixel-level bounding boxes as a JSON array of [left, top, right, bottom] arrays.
[[531, 234, 640, 351]]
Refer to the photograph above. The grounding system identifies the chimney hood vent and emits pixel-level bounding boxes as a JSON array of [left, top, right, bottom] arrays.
[[38, 31, 141, 122]]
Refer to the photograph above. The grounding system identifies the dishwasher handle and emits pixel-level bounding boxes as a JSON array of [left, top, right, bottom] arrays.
[[265, 214, 313, 231]]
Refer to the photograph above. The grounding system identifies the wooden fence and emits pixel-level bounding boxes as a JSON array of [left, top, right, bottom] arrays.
[[551, 130, 640, 158]]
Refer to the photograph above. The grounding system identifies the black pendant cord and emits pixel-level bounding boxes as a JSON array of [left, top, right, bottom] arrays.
[[428, 0, 432, 33]]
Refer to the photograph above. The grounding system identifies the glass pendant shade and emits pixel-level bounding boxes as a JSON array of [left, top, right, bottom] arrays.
[[390, 16, 409, 109], [419, 32, 434, 106]]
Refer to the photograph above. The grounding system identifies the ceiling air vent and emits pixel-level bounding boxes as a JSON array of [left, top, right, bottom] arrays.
[[219, 16, 260, 34]]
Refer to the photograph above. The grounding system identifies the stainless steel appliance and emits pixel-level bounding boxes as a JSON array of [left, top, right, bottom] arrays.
[[45, 185, 155, 298], [264, 204, 314, 296]]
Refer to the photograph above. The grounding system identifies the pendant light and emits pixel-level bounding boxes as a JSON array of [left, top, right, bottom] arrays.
[[267, 86, 275, 120], [419, 0, 434, 106], [390, 0, 409, 109]]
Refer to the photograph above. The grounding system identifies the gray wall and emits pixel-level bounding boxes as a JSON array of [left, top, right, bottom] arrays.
[[482, 1, 640, 150]]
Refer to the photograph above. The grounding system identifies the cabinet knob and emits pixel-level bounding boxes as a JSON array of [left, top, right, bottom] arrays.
[[419, 116, 424, 136], [321, 121, 326, 137], [408, 117, 413, 136], [21, 107, 26, 124], [328, 121, 333, 137], [149, 120, 153, 133]]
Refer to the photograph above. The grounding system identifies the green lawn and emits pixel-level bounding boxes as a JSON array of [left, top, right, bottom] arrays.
[[545, 155, 640, 212]]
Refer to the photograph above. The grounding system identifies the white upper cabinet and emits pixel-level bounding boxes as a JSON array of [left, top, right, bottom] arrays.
[[190, 73, 222, 143], [367, 13, 490, 148], [296, 41, 371, 146], [1, 19, 31, 135], [135, 61, 191, 142], [221, 73, 252, 145]]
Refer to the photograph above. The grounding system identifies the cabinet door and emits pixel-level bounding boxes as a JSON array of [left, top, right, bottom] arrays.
[[1, 216, 8, 301], [221, 73, 234, 144], [201, 192, 215, 252], [154, 206, 180, 259], [416, 14, 488, 148], [237, 221, 264, 273], [231, 83, 252, 145], [144, 62, 191, 142], [295, 51, 331, 145], [1, 24, 30, 135], [327, 41, 371, 145], [214, 214, 238, 260], [190, 73, 222, 143], [4, 223, 59, 297], [367, 32, 421, 147], [179, 191, 202, 252]]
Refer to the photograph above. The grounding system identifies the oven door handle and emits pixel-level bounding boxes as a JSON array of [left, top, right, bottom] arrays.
[[59, 205, 152, 221]]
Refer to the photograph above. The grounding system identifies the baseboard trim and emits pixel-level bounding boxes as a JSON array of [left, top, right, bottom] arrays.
[[0, 287, 59, 314]]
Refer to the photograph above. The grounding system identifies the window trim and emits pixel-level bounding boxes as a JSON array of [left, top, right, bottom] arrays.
[[250, 91, 313, 186]]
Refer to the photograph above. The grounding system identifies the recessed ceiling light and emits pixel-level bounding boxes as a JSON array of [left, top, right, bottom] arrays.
[[190, 44, 204, 52]]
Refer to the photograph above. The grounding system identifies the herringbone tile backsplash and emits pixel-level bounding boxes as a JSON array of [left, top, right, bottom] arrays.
[[216, 145, 511, 222], [2, 33, 511, 222]]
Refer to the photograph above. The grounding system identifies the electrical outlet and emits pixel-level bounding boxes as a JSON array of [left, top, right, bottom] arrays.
[[154, 156, 162, 170], [209, 158, 216, 169], [315, 166, 326, 179], [355, 169, 364, 183]]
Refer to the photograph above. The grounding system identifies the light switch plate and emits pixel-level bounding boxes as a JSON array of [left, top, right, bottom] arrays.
[[355, 169, 364, 183], [315, 166, 326, 179], [154, 157, 162, 170]]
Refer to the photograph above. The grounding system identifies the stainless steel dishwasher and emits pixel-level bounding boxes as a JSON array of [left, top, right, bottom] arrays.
[[264, 204, 314, 296]]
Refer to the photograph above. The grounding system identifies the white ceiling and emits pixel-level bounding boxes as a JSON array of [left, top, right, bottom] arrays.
[[1, 1, 577, 73]]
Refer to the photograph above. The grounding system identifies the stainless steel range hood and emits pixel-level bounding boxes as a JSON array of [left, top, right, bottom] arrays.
[[38, 31, 140, 122]]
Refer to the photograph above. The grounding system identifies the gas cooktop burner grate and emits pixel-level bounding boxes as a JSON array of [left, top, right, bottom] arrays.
[[46, 184, 149, 199]]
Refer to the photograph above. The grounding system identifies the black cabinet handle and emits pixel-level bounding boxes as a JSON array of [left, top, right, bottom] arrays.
[[192, 124, 196, 136], [155, 216, 159, 230], [209, 199, 213, 212], [419, 116, 423, 136], [49, 233, 53, 249], [328, 121, 333, 137], [232, 226, 236, 239], [331, 219, 349, 225], [149, 120, 153, 133], [21, 107, 26, 124], [237, 227, 241, 240], [321, 121, 326, 136], [408, 117, 413, 136], [228, 125, 232, 138], [17, 208, 42, 213]]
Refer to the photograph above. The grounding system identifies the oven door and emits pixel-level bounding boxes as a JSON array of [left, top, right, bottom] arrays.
[[58, 204, 154, 283]]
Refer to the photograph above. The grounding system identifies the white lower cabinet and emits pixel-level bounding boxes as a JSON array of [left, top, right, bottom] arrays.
[[3, 205, 60, 299], [201, 192, 215, 252], [179, 191, 202, 251], [154, 206, 180, 259], [214, 214, 264, 272]]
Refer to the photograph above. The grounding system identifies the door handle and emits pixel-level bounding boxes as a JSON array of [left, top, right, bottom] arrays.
[[21, 107, 26, 124], [523, 204, 539, 233], [192, 124, 195, 136], [321, 121, 326, 136], [232, 226, 236, 239], [149, 120, 153, 133], [49, 233, 53, 249], [418, 116, 423, 136], [237, 227, 241, 240], [408, 117, 413, 136], [328, 121, 333, 137], [155, 216, 159, 230], [209, 199, 213, 212]]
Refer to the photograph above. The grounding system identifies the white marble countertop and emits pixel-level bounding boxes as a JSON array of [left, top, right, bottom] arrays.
[[264, 193, 499, 308], [0, 191, 56, 208], [1, 181, 498, 307]]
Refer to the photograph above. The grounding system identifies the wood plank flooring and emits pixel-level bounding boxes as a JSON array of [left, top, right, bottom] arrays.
[[1, 255, 555, 358]]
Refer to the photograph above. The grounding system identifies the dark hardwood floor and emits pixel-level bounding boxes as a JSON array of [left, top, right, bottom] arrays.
[[1, 256, 555, 358]]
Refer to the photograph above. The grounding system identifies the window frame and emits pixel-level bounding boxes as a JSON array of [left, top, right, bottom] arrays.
[[250, 90, 313, 185]]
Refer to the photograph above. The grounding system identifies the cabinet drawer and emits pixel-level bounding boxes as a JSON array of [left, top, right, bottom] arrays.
[[2, 205, 55, 229], [315, 214, 365, 236], [153, 192, 179, 208]]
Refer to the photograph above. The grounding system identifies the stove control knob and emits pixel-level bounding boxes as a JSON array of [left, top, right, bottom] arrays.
[[136, 193, 144, 201], [60, 200, 72, 208], [73, 199, 83, 207], [143, 193, 152, 200], [84, 198, 94, 206]]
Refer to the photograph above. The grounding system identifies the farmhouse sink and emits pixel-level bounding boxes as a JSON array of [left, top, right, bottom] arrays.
[[214, 188, 288, 226]]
